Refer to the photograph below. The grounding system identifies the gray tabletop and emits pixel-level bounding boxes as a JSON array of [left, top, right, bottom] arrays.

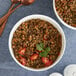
[[0, 0, 76, 76]]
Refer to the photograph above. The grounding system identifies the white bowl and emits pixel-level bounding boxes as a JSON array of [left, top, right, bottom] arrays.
[[53, 0, 76, 30], [9, 14, 66, 71]]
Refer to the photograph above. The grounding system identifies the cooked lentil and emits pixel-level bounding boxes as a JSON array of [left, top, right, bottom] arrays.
[[55, 0, 76, 27], [12, 19, 62, 69]]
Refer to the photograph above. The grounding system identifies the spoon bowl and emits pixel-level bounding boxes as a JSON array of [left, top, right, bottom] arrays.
[[21, 0, 35, 5], [11, 0, 19, 3]]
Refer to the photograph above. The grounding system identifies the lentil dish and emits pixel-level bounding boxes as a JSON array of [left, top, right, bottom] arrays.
[[12, 19, 62, 69], [55, 0, 76, 27]]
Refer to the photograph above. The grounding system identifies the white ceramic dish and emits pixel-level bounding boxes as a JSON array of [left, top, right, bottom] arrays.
[[49, 72, 63, 76], [49, 64, 76, 76], [64, 64, 76, 76], [53, 0, 76, 30], [9, 14, 66, 71]]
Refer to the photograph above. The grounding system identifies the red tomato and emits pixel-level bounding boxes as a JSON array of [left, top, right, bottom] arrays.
[[42, 57, 53, 66], [18, 48, 26, 55], [19, 56, 26, 65], [45, 60, 53, 66], [42, 57, 49, 64], [30, 54, 39, 60]]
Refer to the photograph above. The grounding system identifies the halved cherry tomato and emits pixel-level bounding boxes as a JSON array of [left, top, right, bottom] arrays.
[[45, 60, 53, 66], [42, 57, 53, 66], [42, 57, 49, 64], [30, 54, 39, 60], [19, 56, 26, 65], [18, 48, 26, 55]]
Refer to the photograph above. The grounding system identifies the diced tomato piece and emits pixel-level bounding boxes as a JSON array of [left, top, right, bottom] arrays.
[[42, 57, 49, 64], [19, 56, 26, 65], [30, 54, 39, 60], [45, 60, 53, 66], [18, 48, 26, 55], [42, 57, 53, 66]]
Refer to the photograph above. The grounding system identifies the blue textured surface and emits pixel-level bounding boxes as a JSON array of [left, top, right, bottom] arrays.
[[0, 0, 76, 76]]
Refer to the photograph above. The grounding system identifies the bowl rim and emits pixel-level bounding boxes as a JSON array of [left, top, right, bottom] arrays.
[[8, 14, 66, 71], [53, 0, 76, 30]]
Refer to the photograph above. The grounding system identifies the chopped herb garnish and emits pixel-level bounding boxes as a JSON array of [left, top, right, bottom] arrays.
[[36, 42, 51, 57], [36, 43, 44, 51], [40, 51, 48, 57], [45, 47, 50, 52]]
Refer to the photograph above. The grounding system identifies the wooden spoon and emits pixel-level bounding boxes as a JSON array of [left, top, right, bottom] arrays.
[[0, 0, 35, 36]]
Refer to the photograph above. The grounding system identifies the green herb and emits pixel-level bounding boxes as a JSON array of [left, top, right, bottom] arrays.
[[36, 42, 51, 57], [40, 47, 51, 57], [36, 43, 44, 51], [45, 47, 50, 52], [40, 51, 48, 57]]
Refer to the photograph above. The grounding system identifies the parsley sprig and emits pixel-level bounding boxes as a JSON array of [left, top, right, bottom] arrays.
[[36, 43, 51, 57]]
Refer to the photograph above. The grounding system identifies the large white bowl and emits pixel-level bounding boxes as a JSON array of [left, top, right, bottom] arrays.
[[9, 14, 66, 71], [53, 0, 76, 30]]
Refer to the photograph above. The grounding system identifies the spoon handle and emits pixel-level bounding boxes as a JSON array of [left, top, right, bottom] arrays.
[[0, 4, 22, 26], [0, 4, 22, 36], [0, 4, 15, 36], [0, 4, 15, 26]]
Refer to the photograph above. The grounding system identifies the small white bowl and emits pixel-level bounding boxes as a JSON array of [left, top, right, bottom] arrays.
[[53, 0, 76, 30], [9, 14, 66, 71]]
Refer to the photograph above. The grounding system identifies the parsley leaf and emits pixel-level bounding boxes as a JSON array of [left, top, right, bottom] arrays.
[[36, 43, 44, 51], [36, 42, 51, 57], [40, 47, 51, 57], [40, 43, 44, 49], [45, 47, 50, 52], [40, 51, 48, 57]]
